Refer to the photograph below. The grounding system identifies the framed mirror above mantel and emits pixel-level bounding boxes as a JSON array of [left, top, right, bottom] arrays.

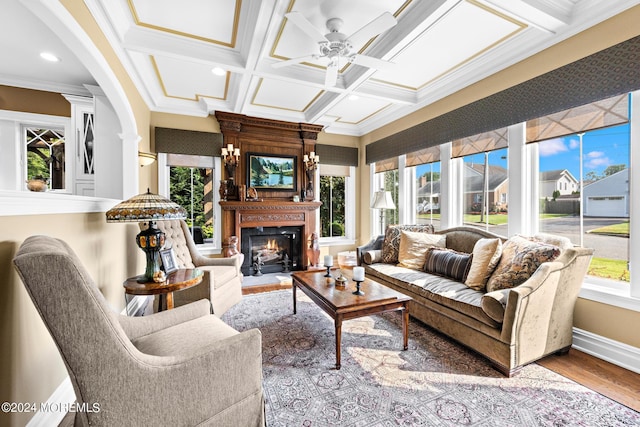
[[215, 111, 324, 271]]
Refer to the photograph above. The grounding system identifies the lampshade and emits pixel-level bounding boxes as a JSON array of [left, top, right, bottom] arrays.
[[371, 190, 396, 210], [106, 190, 186, 282], [106, 189, 186, 222]]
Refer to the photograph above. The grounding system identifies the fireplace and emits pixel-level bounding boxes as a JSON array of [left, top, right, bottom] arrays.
[[241, 226, 303, 275]]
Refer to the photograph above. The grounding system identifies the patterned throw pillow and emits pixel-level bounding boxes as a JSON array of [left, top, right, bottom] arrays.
[[381, 224, 435, 264], [424, 248, 473, 282], [397, 230, 446, 270], [486, 235, 561, 292], [464, 238, 503, 291]]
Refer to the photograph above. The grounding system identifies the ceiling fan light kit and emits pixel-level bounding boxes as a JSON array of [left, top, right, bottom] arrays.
[[275, 11, 397, 86]]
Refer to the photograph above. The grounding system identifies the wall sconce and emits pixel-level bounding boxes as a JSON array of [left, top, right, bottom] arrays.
[[303, 151, 319, 198], [138, 151, 157, 167], [221, 143, 240, 180]]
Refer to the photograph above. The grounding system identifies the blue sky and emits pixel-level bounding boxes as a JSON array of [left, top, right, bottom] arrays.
[[415, 123, 630, 180]]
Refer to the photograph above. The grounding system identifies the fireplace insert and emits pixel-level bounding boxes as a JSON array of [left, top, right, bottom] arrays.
[[241, 226, 302, 275]]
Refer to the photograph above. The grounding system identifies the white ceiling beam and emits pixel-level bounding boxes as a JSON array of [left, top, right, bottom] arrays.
[[122, 26, 247, 71]]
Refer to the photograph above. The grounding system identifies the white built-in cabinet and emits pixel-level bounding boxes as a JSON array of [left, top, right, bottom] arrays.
[[63, 94, 95, 196]]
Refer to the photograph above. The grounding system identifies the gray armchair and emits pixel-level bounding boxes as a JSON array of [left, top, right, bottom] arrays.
[[147, 220, 244, 316], [13, 235, 264, 426]]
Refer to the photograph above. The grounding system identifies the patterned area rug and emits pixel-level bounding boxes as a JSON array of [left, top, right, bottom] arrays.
[[222, 291, 640, 426]]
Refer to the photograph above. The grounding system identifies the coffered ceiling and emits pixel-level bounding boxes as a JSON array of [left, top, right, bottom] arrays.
[[3, 0, 639, 136]]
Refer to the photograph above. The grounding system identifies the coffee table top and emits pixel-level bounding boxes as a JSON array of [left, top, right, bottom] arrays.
[[292, 268, 411, 313]]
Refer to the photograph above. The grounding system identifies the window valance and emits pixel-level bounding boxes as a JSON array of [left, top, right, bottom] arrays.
[[155, 127, 223, 156], [366, 35, 640, 164]]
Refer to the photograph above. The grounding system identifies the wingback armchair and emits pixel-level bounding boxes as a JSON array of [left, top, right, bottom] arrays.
[[146, 220, 244, 316], [13, 235, 264, 426]]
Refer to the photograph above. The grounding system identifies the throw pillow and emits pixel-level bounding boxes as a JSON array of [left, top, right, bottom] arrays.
[[381, 224, 435, 264], [362, 250, 383, 265], [423, 248, 473, 282], [397, 230, 446, 270], [464, 238, 503, 291], [486, 235, 561, 292]]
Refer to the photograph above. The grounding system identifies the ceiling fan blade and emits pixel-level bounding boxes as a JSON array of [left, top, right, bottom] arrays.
[[347, 12, 397, 48], [285, 12, 328, 42], [325, 64, 338, 87], [350, 54, 395, 70], [272, 55, 317, 69]]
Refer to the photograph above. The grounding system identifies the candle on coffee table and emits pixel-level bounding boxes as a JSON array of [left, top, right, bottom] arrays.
[[353, 266, 365, 281], [324, 255, 333, 267]]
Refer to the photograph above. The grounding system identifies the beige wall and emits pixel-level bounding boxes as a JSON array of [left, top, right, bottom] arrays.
[[0, 214, 142, 427], [0, 85, 71, 117]]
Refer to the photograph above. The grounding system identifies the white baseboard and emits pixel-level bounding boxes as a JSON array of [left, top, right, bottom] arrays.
[[26, 377, 75, 427], [571, 327, 640, 374]]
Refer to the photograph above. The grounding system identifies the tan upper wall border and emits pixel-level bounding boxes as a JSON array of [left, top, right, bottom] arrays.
[[0, 85, 70, 117], [362, 5, 640, 146]]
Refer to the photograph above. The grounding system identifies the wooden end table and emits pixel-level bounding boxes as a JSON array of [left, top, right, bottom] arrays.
[[123, 268, 203, 311], [292, 269, 411, 370]]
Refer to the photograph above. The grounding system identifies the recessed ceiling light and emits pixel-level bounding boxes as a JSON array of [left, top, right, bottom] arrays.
[[211, 67, 226, 76], [348, 94, 359, 101], [40, 52, 60, 62]]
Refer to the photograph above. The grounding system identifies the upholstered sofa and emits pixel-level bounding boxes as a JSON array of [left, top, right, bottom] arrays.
[[357, 225, 594, 376], [147, 220, 243, 316]]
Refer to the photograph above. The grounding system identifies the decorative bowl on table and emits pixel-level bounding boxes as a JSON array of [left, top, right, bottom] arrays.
[[337, 251, 357, 270]]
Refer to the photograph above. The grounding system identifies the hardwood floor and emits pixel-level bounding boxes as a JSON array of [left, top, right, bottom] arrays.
[[537, 348, 640, 412]]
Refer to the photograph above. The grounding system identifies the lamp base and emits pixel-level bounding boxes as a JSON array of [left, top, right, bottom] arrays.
[[136, 221, 166, 282]]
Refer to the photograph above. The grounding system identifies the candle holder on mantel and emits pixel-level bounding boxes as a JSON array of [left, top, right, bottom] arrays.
[[221, 143, 240, 200], [303, 151, 319, 200]]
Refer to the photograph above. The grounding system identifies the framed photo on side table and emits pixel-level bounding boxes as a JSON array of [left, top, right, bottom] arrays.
[[160, 248, 179, 274]]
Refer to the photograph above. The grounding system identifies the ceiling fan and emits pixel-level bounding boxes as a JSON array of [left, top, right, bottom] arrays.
[[273, 11, 397, 87]]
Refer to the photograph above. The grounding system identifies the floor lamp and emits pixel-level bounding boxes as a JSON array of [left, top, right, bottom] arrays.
[[371, 189, 396, 233]]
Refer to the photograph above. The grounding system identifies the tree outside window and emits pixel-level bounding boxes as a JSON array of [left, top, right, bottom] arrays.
[[320, 175, 345, 237], [169, 166, 214, 241]]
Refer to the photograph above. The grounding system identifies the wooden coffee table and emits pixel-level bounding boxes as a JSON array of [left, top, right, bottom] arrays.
[[292, 269, 411, 370]]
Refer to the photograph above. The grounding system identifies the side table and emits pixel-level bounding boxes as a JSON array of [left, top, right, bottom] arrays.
[[123, 268, 203, 312]]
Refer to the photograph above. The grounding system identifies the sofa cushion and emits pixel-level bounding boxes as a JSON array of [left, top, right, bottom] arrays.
[[381, 224, 435, 264], [362, 249, 383, 265], [486, 235, 560, 292], [397, 230, 446, 270], [423, 248, 472, 281], [364, 263, 501, 328], [131, 316, 238, 357], [481, 289, 510, 323], [464, 238, 502, 291]]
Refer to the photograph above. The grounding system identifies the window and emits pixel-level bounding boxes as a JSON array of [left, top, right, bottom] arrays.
[[460, 148, 508, 232], [318, 164, 355, 244], [162, 154, 217, 247], [24, 126, 66, 191], [320, 175, 345, 237], [414, 162, 441, 230], [537, 124, 630, 284]]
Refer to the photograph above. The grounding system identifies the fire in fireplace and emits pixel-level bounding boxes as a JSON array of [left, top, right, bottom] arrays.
[[241, 226, 302, 275]]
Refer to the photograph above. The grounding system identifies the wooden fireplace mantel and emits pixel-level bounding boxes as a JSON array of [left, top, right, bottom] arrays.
[[215, 112, 324, 270], [221, 200, 321, 269]]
